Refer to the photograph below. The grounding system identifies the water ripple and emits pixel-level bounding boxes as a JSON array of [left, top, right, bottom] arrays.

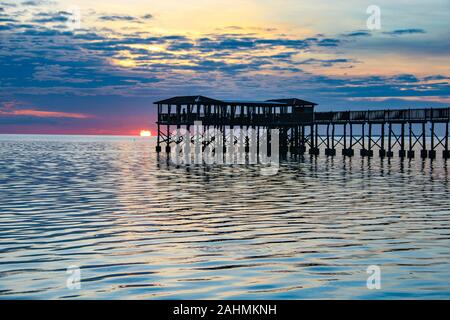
[[0, 135, 450, 299]]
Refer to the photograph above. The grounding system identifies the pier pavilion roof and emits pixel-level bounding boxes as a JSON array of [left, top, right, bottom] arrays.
[[266, 98, 317, 106], [154, 95, 317, 107], [154, 95, 225, 105], [221, 99, 287, 107]]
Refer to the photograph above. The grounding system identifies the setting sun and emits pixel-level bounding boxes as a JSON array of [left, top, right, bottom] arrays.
[[140, 130, 152, 137]]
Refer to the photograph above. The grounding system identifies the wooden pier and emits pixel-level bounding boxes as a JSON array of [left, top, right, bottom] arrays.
[[155, 95, 450, 159]]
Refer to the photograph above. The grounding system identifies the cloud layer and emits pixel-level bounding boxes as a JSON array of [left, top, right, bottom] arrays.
[[0, 0, 449, 134]]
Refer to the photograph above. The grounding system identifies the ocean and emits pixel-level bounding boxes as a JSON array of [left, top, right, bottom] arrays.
[[0, 134, 449, 299]]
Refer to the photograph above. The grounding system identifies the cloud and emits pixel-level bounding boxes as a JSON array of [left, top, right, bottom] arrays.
[[383, 28, 426, 36], [328, 74, 450, 101], [97, 12, 153, 23], [347, 96, 450, 104], [392, 74, 419, 83], [317, 38, 340, 46], [0, 1, 17, 7], [0, 18, 348, 97], [166, 42, 195, 51], [342, 31, 371, 37], [21, 0, 54, 6], [297, 58, 355, 67], [198, 37, 256, 50], [254, 38, 310, 48], [0, 1, 448, 134], [0, 102, 92, 119], [0, 109, 91, 118], [0, 2, 447, 112], [31, 11, 71, 23], [424, 75, 450, 81], [99, 15, 138, 22], [21, 0, 40, 5]]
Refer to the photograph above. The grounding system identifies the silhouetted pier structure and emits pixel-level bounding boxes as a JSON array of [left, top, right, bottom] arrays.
[[155, 96, 450, 159]]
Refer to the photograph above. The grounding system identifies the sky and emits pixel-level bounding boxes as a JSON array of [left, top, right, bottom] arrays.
[[0, 0, 449, 135]]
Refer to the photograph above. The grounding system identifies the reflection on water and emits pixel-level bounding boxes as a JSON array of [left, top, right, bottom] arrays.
[[0, 135, 449, 299]]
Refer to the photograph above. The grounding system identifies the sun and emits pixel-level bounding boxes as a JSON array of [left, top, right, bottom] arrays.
[[140, 130, 152, 137]]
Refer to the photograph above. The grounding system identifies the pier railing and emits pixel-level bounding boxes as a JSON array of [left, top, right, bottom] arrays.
[[159, 112, 313, 125], [315, 108, 450, 123], [160, 108, 450, 125]]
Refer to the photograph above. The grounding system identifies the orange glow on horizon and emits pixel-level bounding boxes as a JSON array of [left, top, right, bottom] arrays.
[[0, 108, 91, 119], [140, 130, 152, 137]]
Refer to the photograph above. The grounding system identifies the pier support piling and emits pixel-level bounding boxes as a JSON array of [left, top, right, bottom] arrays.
[[429, 122, 436, 159], [299, 125, 306, 154], [325, 123, 336, 156], [444, 122, 450, 159], [399, 123, 406, 158], [379, 123, 386, 158], [156, 122, 161, 153], [407, 122, 415, 159], [360, 122, 372, 157], [367, 123, 373, 157], [386, 123, 393, 157], [421, 122, 427, 159], [309, 123, 319, 155], [343, 123, 354, 157], [360, 123, 366, 157]]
